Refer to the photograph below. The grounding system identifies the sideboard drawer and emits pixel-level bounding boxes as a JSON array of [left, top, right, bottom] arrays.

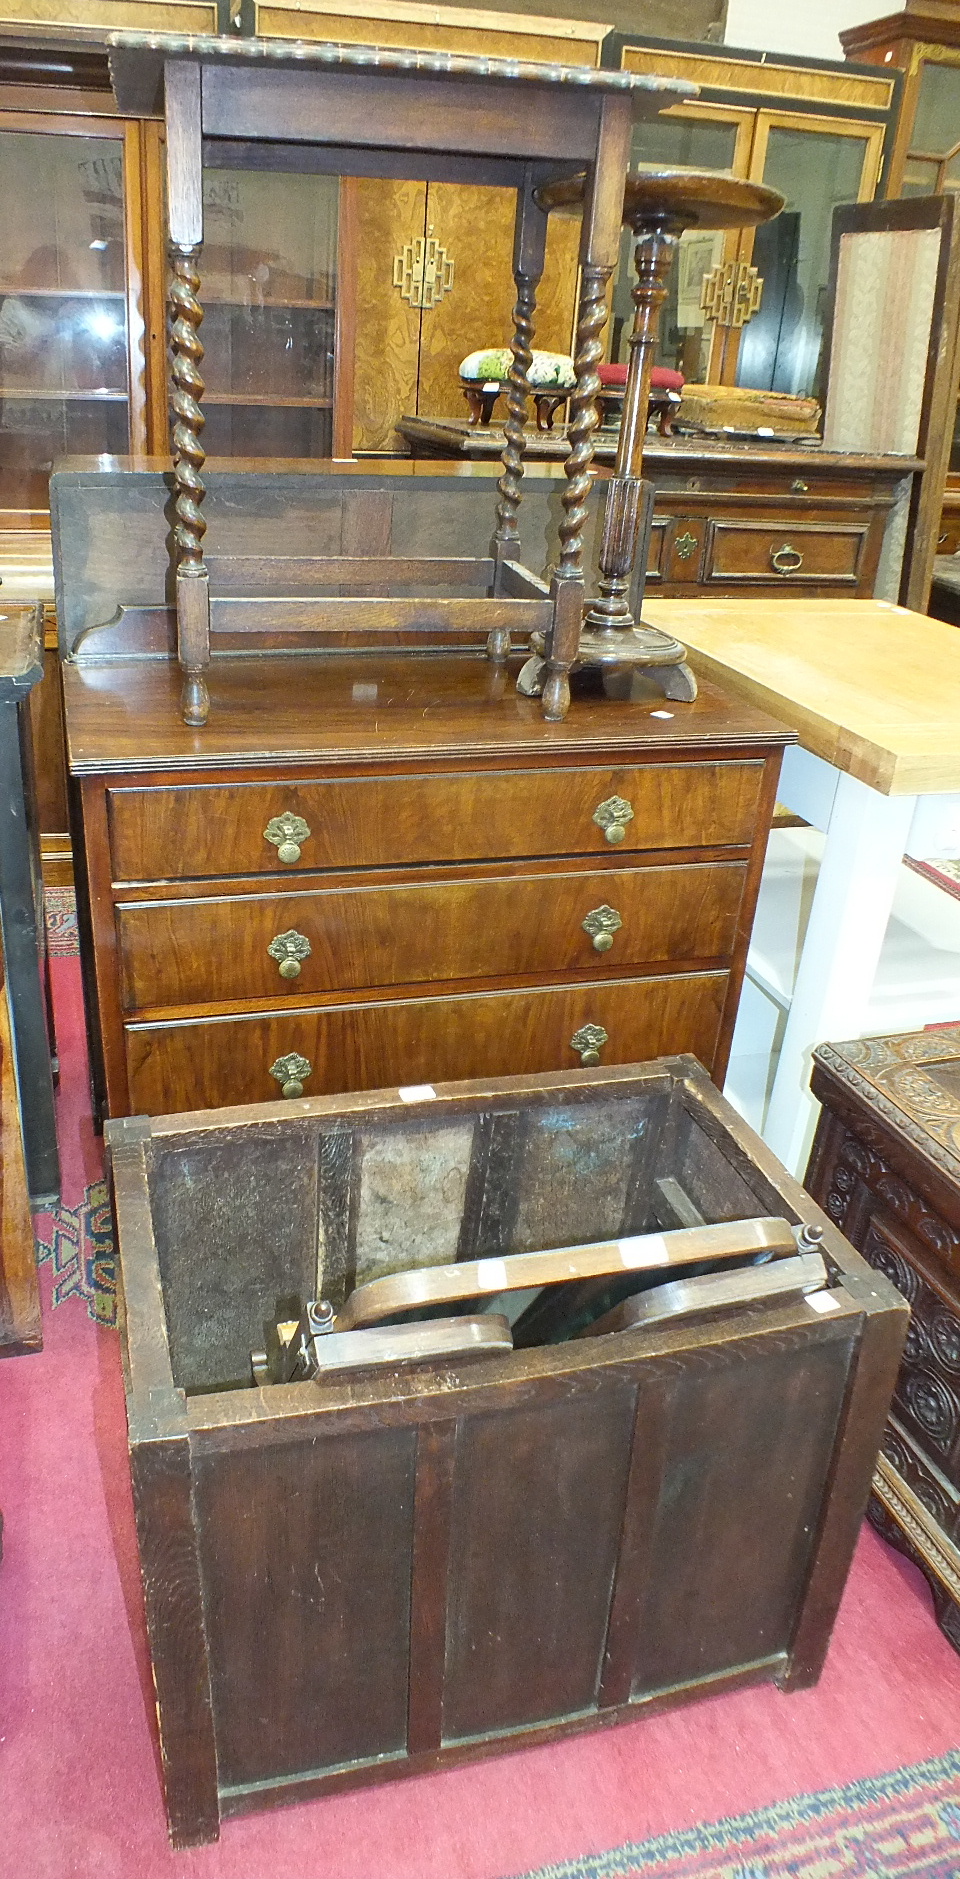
[[106, 762, 764, 882], [116, 860, 748, 1012], [703, 521, 867, 586], [125, 970, 729, 1114]]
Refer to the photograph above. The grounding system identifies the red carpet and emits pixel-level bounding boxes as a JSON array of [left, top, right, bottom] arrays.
[[3, 951, 960, 1877]]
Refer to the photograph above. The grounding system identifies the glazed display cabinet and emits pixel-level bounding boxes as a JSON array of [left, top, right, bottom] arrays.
[[841, 7, 960, 504], [841, 3, 960, 200], [186, 158, 342, 459], [0, 111, 146, 509]]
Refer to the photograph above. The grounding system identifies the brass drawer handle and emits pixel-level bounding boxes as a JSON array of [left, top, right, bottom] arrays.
[[770, 543, 803, 574], [267, 929, 312, 980], [582, 904, 622, 953], [593, 795, 634, 844], [571, 1023, 608, 1066], [264, 812, 311, 865], [269, 1051, 312, 1098], [791, 479, 808, 493]]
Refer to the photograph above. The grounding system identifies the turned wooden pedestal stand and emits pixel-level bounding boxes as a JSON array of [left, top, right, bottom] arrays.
[[517, 167, 783, 704], [107, 34, 691, 727]]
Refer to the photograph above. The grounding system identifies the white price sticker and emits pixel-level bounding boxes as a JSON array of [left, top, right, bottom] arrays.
[[806, 1291, 841, 1315], [476, 1258, 508, 1291], [619, 1234, 668, 1269], [398, 1084, 438, 1104]]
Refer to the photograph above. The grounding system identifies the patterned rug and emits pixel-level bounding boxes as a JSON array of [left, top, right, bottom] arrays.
[[35, 885, 118, 1325], [33, 1179, 117, 1327], [44, 883, 80, 955], [513, 1749, 960, 1879]]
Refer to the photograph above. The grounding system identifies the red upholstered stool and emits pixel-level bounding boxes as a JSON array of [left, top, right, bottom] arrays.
[[597, 362, 683, 433]]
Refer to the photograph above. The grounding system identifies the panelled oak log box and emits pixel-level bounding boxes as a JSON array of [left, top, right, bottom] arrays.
[[105, 1055, 907, 1846]]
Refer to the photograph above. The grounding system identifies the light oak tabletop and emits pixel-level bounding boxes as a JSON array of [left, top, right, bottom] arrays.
[[0, 534, 54, 603], [644, 597, 960, 796]]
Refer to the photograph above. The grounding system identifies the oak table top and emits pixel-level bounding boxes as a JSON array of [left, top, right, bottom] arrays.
[[644, 597, 960, 796], [0, 535, 54, 605]]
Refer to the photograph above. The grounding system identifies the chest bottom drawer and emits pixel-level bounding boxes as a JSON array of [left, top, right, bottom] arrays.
[[124, 971, 728, 1117]]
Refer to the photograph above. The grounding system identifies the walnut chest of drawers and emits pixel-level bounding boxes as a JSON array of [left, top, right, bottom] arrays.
[[806, 1026, 960, 1652], [63, 652, 791, 1122]]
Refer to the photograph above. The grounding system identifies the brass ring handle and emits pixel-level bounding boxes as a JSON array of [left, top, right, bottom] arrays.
[[570, 1023, 608, 1067], [264, 812, 311, 865], [269, 1051, 312, 1099], [267, 929, 312, 980], [592, 795, 634, 845], [770, 543, 803, 575], [582, 905, 622, 953]]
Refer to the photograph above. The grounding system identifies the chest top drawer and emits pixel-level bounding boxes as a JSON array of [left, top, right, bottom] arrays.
[[105, 761, 765, 882]]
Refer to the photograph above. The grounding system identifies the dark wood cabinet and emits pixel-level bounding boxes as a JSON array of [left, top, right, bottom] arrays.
[[397, 429, 912, 600], [806, 1024, 960, 1652]]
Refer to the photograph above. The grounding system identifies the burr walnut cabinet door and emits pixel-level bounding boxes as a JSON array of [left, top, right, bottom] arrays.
[[114, 860, 749, 1013], [123, 971, 729, 1115], [105, 761, 765, 882]]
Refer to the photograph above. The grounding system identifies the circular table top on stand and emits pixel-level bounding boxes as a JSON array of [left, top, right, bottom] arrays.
[[537, 164, 784, 232]]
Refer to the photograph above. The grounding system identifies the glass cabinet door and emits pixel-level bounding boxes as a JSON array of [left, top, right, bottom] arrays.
[[191, 163, 339, 459], [736, 117, 880, 398], [610, 104, 752, 380], [900, 59, 960, 196], [0, 116, 143, 511]]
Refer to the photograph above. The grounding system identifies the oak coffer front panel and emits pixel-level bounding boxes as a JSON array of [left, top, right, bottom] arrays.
[[65, 654, 791, 1120]]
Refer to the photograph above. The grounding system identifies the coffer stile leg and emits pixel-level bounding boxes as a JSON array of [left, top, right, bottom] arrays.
[[489, 168, 548, 660], [165, 59, 211, 729]]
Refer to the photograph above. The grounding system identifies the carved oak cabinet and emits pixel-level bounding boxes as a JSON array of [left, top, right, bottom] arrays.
[[806, 1025, 960, 1652]]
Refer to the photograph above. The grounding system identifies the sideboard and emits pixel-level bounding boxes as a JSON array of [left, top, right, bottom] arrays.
[[397, 427, 916, 599]]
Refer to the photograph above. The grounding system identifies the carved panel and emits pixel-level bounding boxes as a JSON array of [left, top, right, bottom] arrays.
[[819, 1125, 960, 1272], [880, 1420, 960, 1537], [813, 1029, 960, 1181], [862, 1214, 960, 1471]]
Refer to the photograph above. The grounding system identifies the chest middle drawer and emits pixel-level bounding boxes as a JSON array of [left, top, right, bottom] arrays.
[[116, 859, 748, 1013]]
